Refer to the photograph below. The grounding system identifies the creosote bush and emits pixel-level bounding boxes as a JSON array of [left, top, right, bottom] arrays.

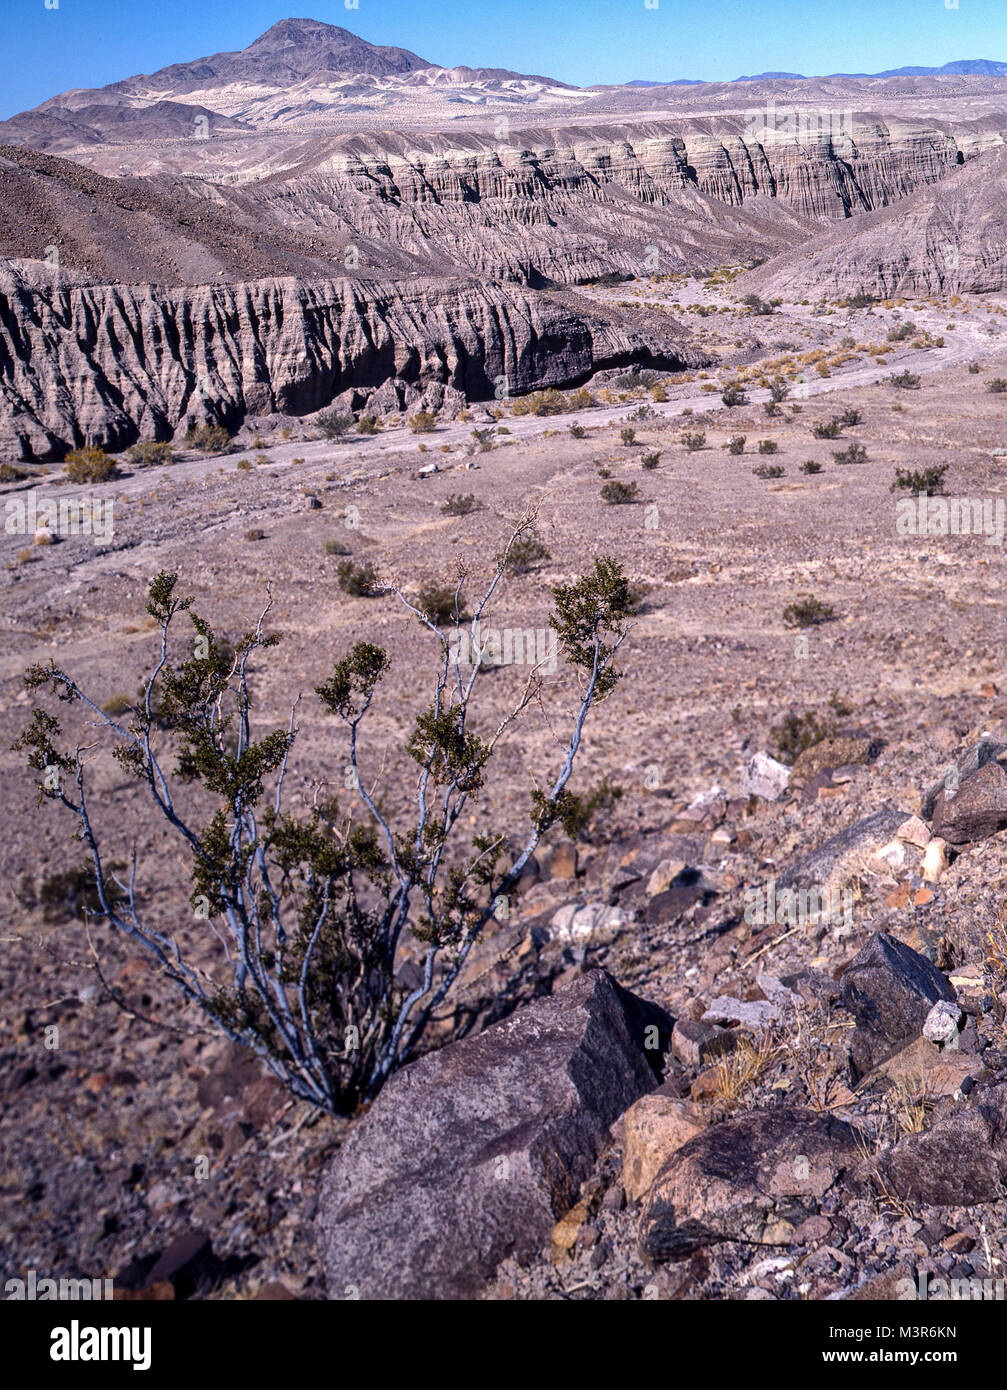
[[318, 411, 353, 439], [127, 441, 174, 468], [890, 370, 921, 390], [783, 594, 836, 629], [833, 443, 867, 466], [641, 451, 661, 470], [337, 560, 379, 596], [441, 493, 480, 517], [681, 432, 705, 452], [724, 435, 746, 455], [891, 463, 948, 495], [14, 530, 632, 1114], [600, 480, 640, 505], [63, 449, 119, 484], [409, 411, 437, 433], [184, 424, 233, 455]]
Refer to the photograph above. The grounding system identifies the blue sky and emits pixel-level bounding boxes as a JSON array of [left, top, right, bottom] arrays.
[[5, 0, 1007, 118]]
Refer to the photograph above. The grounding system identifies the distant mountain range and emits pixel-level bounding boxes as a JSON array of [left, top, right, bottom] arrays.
[[633, 59, 1007, 84]]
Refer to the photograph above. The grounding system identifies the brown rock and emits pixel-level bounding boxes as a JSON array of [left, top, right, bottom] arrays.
[[791, 735, 878, 780], [640, 1108, 862, 1261], [622, 1095, 707, 1201], [671, 1018, 739, 1067]]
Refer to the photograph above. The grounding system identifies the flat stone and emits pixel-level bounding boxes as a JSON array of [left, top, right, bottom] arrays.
[[639, 1108, 862, 1261], [778, 807, 906, 892], [922, 999, 962, 1046], [702, 996, 782, 1030]]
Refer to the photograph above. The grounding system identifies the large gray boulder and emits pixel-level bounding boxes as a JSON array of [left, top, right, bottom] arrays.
[[840, 931, 956, 1079], [316, 969, 669, 1299]]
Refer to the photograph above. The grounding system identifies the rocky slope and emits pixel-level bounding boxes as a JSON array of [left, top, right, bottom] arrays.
[[0, 265, 702, 458], [746, 144, 1007, 299]]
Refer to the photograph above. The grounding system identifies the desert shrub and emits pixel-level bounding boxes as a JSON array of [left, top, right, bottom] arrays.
[[566, 388, 595, 409], [891, 464, 948, 495], [184, 424, 233, 454], [887, 322, 914, 342], [783, 595, 836, 629], [29, 862, 125, 924], [63, 448, 118, 483], [128, 440, 174, 468], [620, 428, 636, 446], [812, 418, 842, 439], [968, 361, 981, 374], [764, 401, 782, 418], [681, 432, 705, 452], [627, 404, 655, 422], [753, 464, 784, 478], [245, 528, 266, 541], [721, 383, 748, 407], [569, 423, 586, 440], [504, 531, 550, 574], [441, 493, 480, 517], [838, 407, 862, 426], [0, 463, 27, 482], [833, 443, 867, 465], [641, 451, 661, 470], [417, 581, 468, 626], [772, 710, 834, 764], [511, 389, 567, 417], [101, 692, 133, 716], [649, 383, 668, 402], [356, 415, 379, 435], [552, 777, 623, 841], [890, 370, 921, 389], [318, 410, 353, 439], [471, 428, 495, 452], [601, 480, 640, 504], [800, 460, 822, 474], [15, 548, 633, 1112], [236, 458, 252, 471], [988, 379, 1007, 394], [409, 411, 437, 433], [741, 293, 775, 316], [844, 293, 875, 309], [724, 435, 746, 455], [324, 539, 351, 556], [616, 370, 660, 389], [757, 439, 779, 455], [768, 377, 790, 403], [336, 560, 379, 596]]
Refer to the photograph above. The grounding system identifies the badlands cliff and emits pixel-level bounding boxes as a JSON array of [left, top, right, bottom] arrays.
[[0, 266, 702, 458]]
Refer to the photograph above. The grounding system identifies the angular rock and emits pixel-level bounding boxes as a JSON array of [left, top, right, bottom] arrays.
[[777, 806, 906, 892], [922, 736, 1005, 819], [671, 1018, 739, 1067], [920, 837, 949, 883], [869, 1083, 1007, 1206], [702, 996, 782, 1030], [931, 759, 1007, 845], [316, 970, 669, 1300], [922, 999, 962, 1046], [639, 1109, 862, 1261], [738, 753, 790, 802], [622, 1095, 707, 1202], [791, 735, 878, 780], [840, 932, 957, 1079]]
